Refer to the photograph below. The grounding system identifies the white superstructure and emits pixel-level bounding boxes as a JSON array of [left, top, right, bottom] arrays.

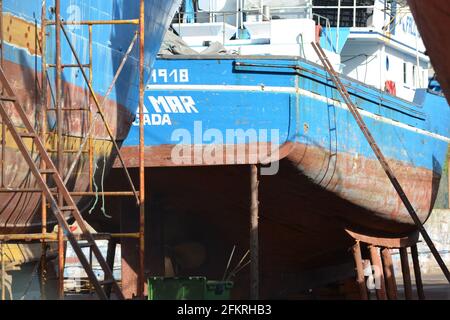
[[173, 0, 429, 101]]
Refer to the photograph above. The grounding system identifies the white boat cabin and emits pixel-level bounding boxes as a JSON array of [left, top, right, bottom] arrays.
[[173, 0, 429, 102]]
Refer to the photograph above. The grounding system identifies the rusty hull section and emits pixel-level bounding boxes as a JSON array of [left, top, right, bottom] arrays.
[[0, 59, 133, 234]]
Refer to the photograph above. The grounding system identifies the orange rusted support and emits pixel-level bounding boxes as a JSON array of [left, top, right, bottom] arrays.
[[369, 245, 387, 300], [40, 0, 48, 299], [399, 247, 413, 300], [381, 247, 398, 300], [352, 241, 368, 300], [47, 19, 139, 26], [0, 0, 4, 189], [250, 164, 259, 300], [55, 0, 65, 300], [138, 0, 146, 299], [411, 244, 425, 300]]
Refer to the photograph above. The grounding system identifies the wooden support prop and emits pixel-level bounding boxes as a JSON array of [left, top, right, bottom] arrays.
[[312, 41, 450, 283], [250, 164, 259, 300], [381, 247, 398, 300], [411, 244, 425, 300], [352, 241, 368, 300], [369, 246, 387, 300], [105, 239, 117, 298], [399, 247, 413, 300], [1, 242, 5, 300]]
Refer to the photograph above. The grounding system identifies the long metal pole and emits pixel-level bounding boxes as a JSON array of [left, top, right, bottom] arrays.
[[1, 242, 5, 300], [381, 247, 398, 300], [59, 22, 139, 204], [55, 0, 64, 300], [399, 247, 413, 300], [62, 33, 138, 187], [88, 25, 93, 192], [250, 164, 259, 300], [369, 245, 387, 300], [0, 0, 5, 189], [411, 244, 425, 300], [311, 42, 450, 284], [40, 0, 48, 300], [352, 241, 368, 300], [138, 0, 146, 299]]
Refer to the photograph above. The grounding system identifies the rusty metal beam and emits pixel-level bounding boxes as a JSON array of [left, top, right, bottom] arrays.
[[105, 239, 117, 298], [54, 0, 65, 300], [250, 164, 259, 300], [40, 0, 48, 300], [411, 244, 425, 300], [58, 25, 139, 202], [0, 189, 138, 197], [138, 0, 146, 299], [0, 0, 4, 189], [47, 19, 139, 26], [1, 242, 5, 300], [352, 241, 368, 300], [58, 21, 139, 205], [399, 247, 413, 300], [88, 24, 93, 192], [369, 246, 387, 300], [47, 64, 90, 68], [345, 229, 419, 249], [312, 42, 450, 283], [0, 233, 140, 242], [381, 247, 398, 300]]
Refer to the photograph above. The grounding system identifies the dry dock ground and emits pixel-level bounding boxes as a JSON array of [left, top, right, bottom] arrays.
[[396, 275, 450, 300]]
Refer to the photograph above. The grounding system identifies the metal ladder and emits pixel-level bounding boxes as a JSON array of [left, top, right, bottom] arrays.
[[0, 67, 124, 300], [311, 41, 450, 283]]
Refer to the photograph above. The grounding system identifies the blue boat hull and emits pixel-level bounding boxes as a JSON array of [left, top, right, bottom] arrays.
[[0, 0, 180, 232], [121, 55, 450, 234]]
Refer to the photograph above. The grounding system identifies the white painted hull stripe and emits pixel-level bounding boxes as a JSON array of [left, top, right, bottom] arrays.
[[146, 84, 450, 143]]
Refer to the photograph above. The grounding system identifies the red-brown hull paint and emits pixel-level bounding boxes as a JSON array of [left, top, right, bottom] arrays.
[[99, 140, 438, 298], [114, 141, 437, 231], [0, 60, 133, 234]]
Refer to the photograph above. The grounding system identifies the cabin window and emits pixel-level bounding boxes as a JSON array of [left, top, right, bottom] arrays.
[[403, 62, 407, 84], [422, 70, 426, 87], [413, 65, 417, 87], [312, 0, 376, 28]]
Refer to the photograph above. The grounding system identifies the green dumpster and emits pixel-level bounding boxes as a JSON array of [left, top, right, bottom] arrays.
[[148, 277, 233, 300]]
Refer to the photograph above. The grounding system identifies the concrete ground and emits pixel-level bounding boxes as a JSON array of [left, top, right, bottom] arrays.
[[396, 274, 450, 300]]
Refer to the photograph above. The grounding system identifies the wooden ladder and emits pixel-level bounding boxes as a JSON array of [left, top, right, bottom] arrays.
[[311, 41, 450, 283], [0, 67, 124, 300]]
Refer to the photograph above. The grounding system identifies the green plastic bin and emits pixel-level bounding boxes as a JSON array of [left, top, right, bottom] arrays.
[[148, 277, 233, 300], [205, 280, 234, 300]]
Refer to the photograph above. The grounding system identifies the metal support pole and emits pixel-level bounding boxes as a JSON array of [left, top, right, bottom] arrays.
[[40, 0, 48, 300], [369, 245, 387, 300], [381, 247, 398, 300], [399, 247, 413, 300], [351, 241, 368, 300], [55, 0, 65, 300], [0, 0, 4, 189], [311, 42, 450, 284], [88, 24, 93, 192], [250, 164, 259, 300], [411, 244, 425, 300], [138, 0, 146, 299], [1, 242, 5, 300], [105, 239, 117, 298]]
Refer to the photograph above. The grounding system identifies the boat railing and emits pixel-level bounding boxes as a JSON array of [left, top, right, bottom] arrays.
[[174, 1, 381, 51], [312, 13, 335, 53], [174, 6, 324, 46]]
